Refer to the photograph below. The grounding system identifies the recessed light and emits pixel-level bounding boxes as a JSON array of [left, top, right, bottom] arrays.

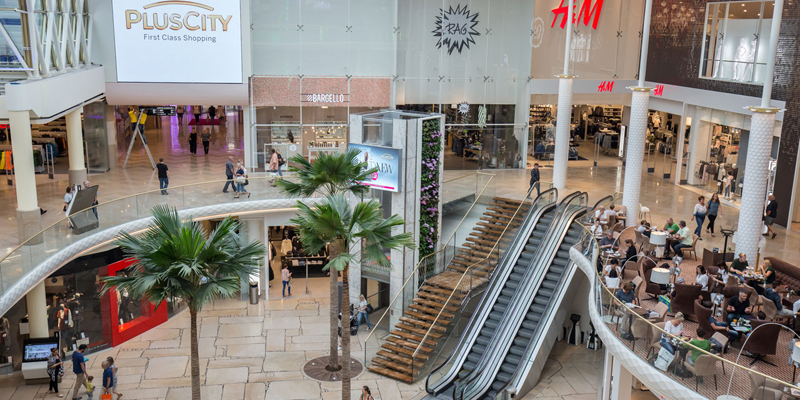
[[744, 9, 747, 11]]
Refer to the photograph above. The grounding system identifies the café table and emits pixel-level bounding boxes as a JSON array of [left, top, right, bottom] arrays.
[[650, 231, 667, 258]]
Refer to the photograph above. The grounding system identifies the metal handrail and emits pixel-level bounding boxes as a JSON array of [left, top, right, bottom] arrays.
[[573, 219, 800, 394], [362, 173, 498, 343], [0, 175, 287, 266]]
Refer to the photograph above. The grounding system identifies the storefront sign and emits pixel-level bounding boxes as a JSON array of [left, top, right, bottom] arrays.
[[349, 143, 401, 192], [144, 106, 176, 116], [112, 0, 243, 83], [551, 0, 604, 30], [654, 85, 664, 97], [302, 93, 348, 103], [433, 4, 480, 55], [597, 81, 614, 93]]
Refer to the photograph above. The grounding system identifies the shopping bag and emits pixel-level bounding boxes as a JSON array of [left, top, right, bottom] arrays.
[[102, 394, 113, 400], [658, 295, 671, 313], [654, 347, 675, 371]]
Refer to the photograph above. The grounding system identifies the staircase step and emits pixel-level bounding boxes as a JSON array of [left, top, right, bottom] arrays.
[[404, 311, 451, 324], [381, 343, 430, 360], [390, 329, 439, 346], [416, 291, 462, 305], [367, 365, 413, 384], [420, 285, 465, 299], [372, 357, 418, 375], [395, 323, 444, 339], [407, 305, 455, 320], [398, 317, 448, 332], [412, 298, 459, 312], [386, 336, 434, 353]]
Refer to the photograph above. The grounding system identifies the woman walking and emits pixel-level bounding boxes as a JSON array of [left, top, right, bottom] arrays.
[[201, 128, 211, 155], [690, 195, 707, 238], [188, 128, 198, 156], [47, 348, 64, 398], [360, 386, 374, 400], [706, 193, 721, 237], [176, 105, 184, 124], [281, 264, 292, 297], [234, 162, 250, 199], [269, 149, 279, 186], [356, 294, 372, 331]]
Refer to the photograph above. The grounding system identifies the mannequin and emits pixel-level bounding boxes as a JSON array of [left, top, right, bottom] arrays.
[[742, 38, 758, 82], [712, 42, 723, 78], [733, 38, 748, 81]]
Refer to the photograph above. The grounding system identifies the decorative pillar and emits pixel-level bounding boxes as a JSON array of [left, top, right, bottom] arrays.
[[622, 89, 652, 223], [66, 107, 86, 186], [9, 110, 42, 243], [552, 76, 574, 189], [610, 355, 633, 400], [25, 282, 49, 338]]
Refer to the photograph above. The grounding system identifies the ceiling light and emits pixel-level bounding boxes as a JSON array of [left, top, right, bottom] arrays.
[[744, 9, 747, 11]]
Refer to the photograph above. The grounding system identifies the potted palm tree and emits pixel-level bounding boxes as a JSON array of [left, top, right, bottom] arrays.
[[291, 194, 413, 399], [101, 205, 265, 400], [276, 149, 376, 373]]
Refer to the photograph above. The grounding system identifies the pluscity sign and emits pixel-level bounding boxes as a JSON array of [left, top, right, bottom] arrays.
[[551, 0, 604, 30], [112, 0, 243, 83]]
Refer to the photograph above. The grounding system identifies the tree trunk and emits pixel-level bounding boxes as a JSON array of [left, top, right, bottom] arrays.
[[189, 307, 201, 400], [328, 266, 340, 370], [341, 263, 351, 400]]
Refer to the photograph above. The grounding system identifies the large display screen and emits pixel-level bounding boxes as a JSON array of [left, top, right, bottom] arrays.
[[111, 0, 243, 83], [23, 339, 59, 362], [349, 143, 401, 192]]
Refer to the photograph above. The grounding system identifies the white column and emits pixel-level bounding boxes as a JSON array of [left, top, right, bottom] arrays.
[[25, 282, 49, 338], [552, 77, 574, 189], [622, 89, 651, 224], [610, 355, 633, 400], [66, 107, 86, 186], [9, 110, 42, 242], [263, 217, 272, 301], [736, 108, 778, 262]]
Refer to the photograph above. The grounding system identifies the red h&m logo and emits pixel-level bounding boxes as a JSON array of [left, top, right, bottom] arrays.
[[551, 0, 604, 30], [597, 81, 614, 93], [654, 85, 664, 97]]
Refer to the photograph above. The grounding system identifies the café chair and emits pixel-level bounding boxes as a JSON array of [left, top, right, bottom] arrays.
[[684, 355, 720, 391], [760, 295, 790, 324], [682, 234, 699, 260], [634, 230, 644, 248], [649, 302, 669, 323], [695, 299, 715, 335], [623, 260, 638, 278], [722, 275, 740, 298], [710, 332, 729, 374], [639, 204, 651, 225], [743, 320, 781, 367], [747, 370, 783, 400], [672, 283, 702, 319], [646, 321, 666, 359], [631, 275, 644, 304], [629, 317, 650, 352]]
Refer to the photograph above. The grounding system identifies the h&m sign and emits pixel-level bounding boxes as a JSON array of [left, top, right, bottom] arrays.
[[551, 0, 604, 30]]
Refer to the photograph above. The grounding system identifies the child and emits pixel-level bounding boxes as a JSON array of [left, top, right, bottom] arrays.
[[86, 375, 94, 400], [106, 356, 122, 399]]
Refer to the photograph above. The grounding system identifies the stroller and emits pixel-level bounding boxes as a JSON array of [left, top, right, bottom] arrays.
[[338, 304, 358, 337]]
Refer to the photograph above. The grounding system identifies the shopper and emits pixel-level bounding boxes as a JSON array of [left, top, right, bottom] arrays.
[[71, 344, 88, 400], [101, 361, 113, 396], [360, 386, 374, 400], [723, 173, 734, 199], [268, 149, 279, 186], [201, 128, 211, 155], [356, 294, 372, 331], [85, 375, 94, 400], [207, 105, 216, 126], [176, 105, 184, 124], [188, 128, 197, 155], [47, 347, 64, 398], [529, 163, 540, 197], [63, 186, 74, 212], [276, 149, 285, 179], [234, 162, 250, 199], [223, 156, 235, 193], [690, 195, 707, 238], [705, 193, 721, 237], [157, 158, 169, 195], [281, 264, 292, 297], [764, 194, 778, 239], [106, 356, 121, 399], [192, 105, 202, 125]]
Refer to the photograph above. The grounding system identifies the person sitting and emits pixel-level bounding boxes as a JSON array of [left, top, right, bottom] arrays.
[[670, 220, 693, 259], [764, 280, 794, 317], [706, 314, 739, 343], [603, 259, 622, 277], [660, 312, 685, 354], [638, 219, 652, 238], [623, 239, 638, 264], [730, 252, 748, 273], [663, 218, 680, 235], [598, 230, 618, 251], [616, 282, 635, 304], [761, 259, 776, 288], [605, 269, 621, 289], [595, 205, 608, 224], [607, 204, 621, 221], [589, 219, 603, 239], [713, 261, 742, 286], [682, 327, 711, 366], [695, 265, 709, 291], [726, 290, 753, 324]]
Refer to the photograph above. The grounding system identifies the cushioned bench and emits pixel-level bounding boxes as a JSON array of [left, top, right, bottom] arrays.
[[765, 257, 800, 292]]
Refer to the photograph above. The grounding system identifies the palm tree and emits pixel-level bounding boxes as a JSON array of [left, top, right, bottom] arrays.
[[101, 205, 265, 400], [276, 148, 377, 371], [291, 194, 414, 399]]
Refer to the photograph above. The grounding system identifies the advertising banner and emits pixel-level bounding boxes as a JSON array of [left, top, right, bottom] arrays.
[[349, 143, 401, 192], [111, 0, 243, 83]]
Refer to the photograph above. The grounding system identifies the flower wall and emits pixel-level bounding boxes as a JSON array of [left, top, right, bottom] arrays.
[[419, 119, 443, 261]]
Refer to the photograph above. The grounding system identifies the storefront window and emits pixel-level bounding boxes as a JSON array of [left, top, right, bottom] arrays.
[[700, 1, 774, 84]]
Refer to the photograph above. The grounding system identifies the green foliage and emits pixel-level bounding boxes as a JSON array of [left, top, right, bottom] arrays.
[[100, 205, 265, 313], [419, 119, 443, 260], [276, 148, 378, 198]]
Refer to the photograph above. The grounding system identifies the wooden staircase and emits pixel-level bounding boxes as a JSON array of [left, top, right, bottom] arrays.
[[367, 197, 528, 383]]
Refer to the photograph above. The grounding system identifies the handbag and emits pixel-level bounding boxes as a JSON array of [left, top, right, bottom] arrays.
[[654, 347, 675, 371], [366, 304, 374, 313]]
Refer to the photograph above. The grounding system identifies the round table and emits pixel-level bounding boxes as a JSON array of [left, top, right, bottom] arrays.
[[650, 231, 667, 258]]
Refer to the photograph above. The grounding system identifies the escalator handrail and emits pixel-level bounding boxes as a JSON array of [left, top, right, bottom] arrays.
[[454, 192, 586, 400], [425, 188, 558, 395], [494, 200, 610, 399]]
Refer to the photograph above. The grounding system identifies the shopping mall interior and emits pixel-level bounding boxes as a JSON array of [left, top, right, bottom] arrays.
[[0, 0, 799, 400]]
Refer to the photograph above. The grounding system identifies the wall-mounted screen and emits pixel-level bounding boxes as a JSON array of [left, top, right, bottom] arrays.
[[111, 0, 243, 83], [23, 338, 59, 362], [349, 143, 401, 192]]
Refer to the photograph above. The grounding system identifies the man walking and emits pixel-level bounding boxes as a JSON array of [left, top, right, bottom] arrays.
[[529, 163, 540, 197], [71, 344, 88, 400], [223, 156, 235, 193], [157, 158, 169, 195], [764, 194, 778, 239]]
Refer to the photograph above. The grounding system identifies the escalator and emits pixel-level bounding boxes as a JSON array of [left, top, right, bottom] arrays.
[[425, 190, 584, 399]]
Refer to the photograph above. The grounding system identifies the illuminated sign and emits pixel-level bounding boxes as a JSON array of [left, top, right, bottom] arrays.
[[654, 85, 664, 97], [551, 0, 604, 30], [349, 143, 401, 192], [112, 0, 243, 83], [302, 94, 348, 103], [597, 81, 614, 93]]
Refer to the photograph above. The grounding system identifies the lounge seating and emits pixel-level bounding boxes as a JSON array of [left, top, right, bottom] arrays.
[[742, 320, 781, 366], [764, 257, 800, 292], [672, 283, 702, 318], [694, 299, 714, 338], [641, 258, 667, 299], [748, 370, 784, 400]]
